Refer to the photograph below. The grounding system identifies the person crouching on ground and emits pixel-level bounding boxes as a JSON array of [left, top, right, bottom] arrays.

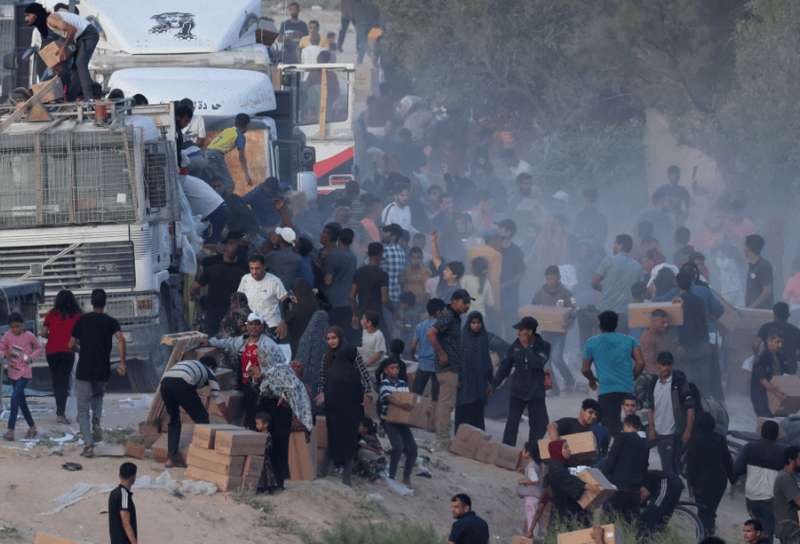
[[353, 416, 387, 485]]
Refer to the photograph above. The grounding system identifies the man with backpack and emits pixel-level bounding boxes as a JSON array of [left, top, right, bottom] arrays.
[[646, 351, 697, 475]]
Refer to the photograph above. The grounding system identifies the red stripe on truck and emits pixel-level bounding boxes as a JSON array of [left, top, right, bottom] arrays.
[[313, 147, 354, 177]]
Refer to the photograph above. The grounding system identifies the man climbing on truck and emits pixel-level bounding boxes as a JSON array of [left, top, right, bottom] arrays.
[[203, 113, 253, 189]]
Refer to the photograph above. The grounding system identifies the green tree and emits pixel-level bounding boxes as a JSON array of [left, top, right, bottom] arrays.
[[718, 0, 800, 192]]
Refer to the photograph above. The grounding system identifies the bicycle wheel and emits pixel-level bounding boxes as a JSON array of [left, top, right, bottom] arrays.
[[668, 506, 704, 544]]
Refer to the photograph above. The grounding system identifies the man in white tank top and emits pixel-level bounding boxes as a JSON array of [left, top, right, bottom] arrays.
[[25, 3, 99, 102]]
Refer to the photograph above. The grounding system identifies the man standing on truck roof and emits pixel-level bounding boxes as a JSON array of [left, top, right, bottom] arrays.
[[25, 2, 100, 102], [203, 113, 253, 189]]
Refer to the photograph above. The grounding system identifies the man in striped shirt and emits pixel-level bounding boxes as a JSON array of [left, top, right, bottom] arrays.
[[160, 356, 231, 467]]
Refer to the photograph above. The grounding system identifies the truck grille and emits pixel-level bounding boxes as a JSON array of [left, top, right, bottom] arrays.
[[0, 241, 135, 294]]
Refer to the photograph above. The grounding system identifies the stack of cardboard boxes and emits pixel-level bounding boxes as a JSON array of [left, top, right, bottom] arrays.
[[184, 424, 266, 492], [450, 424, 528, 472]]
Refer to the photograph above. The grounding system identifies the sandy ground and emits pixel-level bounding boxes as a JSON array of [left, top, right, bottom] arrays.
[[0, 377, 756, 544]]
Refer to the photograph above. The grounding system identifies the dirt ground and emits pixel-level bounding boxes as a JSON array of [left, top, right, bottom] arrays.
[[0, 382, 755, 544]]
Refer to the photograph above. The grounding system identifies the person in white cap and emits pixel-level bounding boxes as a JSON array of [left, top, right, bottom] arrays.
[[201, 312, 288, 430], [552, 191, 569, 213], [265, 227, 301, 291]]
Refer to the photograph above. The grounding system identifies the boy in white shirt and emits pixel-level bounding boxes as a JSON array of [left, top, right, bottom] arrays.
[[359, 310, 386, 368]]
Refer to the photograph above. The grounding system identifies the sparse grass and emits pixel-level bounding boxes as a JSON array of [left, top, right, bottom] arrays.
[[231, 489, 275, 514], [437, 436, 452, 450], [543, 510, 689, 544], [429, 458, 450, 473], [357, 497, 389, 518], [303, 520, 445, 544], [103, 427, 137, 446], [0, 526, 21, 540], [128, 435, 155, 448]]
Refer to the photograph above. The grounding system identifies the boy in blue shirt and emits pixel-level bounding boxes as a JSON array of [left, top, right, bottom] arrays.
[[410, 298, 444, 432]]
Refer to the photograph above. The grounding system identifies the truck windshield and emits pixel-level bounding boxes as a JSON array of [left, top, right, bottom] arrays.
[[297, 69, 349, 126], [0, 127, 138, 228]]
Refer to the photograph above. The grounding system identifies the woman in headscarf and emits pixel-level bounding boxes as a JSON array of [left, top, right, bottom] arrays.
[[546, 439, 601, 526], [320, 327, 372, 409], [319, 345, 365, 486], [217, 292, 251, 386], [685, 412, 736, 537], [256, 350, 313, 492], [283, 278, 322, 354], [455, 312, 493, 433], [295, 311, 330, 401]]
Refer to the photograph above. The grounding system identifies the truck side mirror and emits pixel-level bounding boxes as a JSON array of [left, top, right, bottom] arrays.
[[2, 52, 16, 71]]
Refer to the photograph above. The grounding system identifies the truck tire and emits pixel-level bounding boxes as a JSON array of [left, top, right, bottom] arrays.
[[127, 306, 171, 392]]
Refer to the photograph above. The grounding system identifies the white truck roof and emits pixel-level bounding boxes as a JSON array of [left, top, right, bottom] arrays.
[[107, 67, 277, 117], [79, 0, 262, 54]]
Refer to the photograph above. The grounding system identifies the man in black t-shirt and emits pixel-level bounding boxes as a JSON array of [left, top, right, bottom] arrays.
[[351, 242, 393, 341], [655, 165, 691, 227], [279, 2, 308, 63], [755, 302, 800, 374], [547, 398, 601, 439], [448, 494, 489, 544], [69, 289, 125, 458], [745, 234, 774, 309], [191, 243, 246, 335], [109, 462, 138, 544]]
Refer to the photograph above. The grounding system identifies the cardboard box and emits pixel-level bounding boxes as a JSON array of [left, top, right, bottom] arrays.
[[769, 375, 800, 416], [186, 444, 246, 468], [386, 392, 432, 428], [30, 80, 64, 104], [208, 390, 245, 422], [284, 190, 309, 217], [34, 533, 93, 544], [539, 432, 597, 464], [181, 346, 220, 362], [711, 289, 739, 333], [241, 475, 259, 492], [316, 417, 327, 449], [557, 523, 622, 544], [513, 538, 535, 544], [474, 441, 500, 465], [757, 417, 786, 438], [193, 424, 241, 449], [576, 468, 616, 508], [215, 429, 268, 456], [628, 302, 684, 328], [495, 444, 522, 471], [187, 448, 246, 477], [517, 305, 574, 333], [737, 308, 773, 331], [152, 426, 195, 464], [288, 427, 317, 481], [242, 455, 265, 478], [449, 424, 491, 459], [185, 465, 243, 492], [137, 421, 161, 441], [38, 40, 73, 68], [124, 439, 146, 460]]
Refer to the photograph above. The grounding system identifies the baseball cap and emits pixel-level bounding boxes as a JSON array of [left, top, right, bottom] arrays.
[[553, 190, 569, 202], [247, 312, 266, 324], [494, 218, 516, 232], [380, 223, 403, 239], [451, 289, 475, 302], [275, 227, 296, 244], [513, 316, 539, 332], [482, 228, 504, 240], [656, 351, 674, 364]]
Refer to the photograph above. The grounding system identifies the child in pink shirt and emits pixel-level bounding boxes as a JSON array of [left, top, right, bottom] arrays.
[[1, 312, 43, 441]]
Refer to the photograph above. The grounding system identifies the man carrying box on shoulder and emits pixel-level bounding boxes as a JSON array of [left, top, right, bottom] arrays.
[[531, 265, 577, 396]]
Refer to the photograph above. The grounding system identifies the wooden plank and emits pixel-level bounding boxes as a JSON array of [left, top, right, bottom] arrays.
[[121, 128, 138, 219], [319, 68, 327, 141], [0, 78, 60, 134], [35, 134, 43, 224], [145, 332, 208, 424]]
